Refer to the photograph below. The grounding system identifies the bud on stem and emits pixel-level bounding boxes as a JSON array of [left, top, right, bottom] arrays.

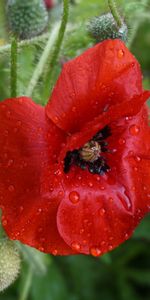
[[0, 239, 21, 292]]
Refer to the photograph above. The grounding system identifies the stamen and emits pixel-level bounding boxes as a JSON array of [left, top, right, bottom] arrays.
[[79, 141, 101, 163], [64, 125, 111, 175]]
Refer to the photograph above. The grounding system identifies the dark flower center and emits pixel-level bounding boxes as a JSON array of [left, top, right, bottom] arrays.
[[64, 125, 111, 175]]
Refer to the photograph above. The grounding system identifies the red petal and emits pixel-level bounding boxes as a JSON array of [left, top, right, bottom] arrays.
[[56, 106, 150, 255], [46, 39, 143, 133], [58, 91, 150, 160], [0, 97, 73, 255]]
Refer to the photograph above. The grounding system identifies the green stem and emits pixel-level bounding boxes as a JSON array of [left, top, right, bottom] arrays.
[[10, 37, 18, 97], [127, 21, 139, 49], [26, 22, 60, 97], [0, 33, 49, 55], [44, 0, 69, 96], [19, 267, 33, 300], [108, 0, 122, 27]]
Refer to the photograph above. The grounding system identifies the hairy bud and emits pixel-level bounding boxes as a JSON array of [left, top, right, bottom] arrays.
[[88, 13, 128, 43], [0, 239, 21, 292], [7, 0, 49, 39]]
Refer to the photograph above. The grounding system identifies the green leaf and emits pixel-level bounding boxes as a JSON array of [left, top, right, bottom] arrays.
[[31, 261, 70, 300]]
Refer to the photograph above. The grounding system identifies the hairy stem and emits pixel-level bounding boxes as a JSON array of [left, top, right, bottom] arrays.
[[10, 37, 18, 97], [0, 33, 49, 55], [26, 22, 60, 97], [108, 0, 122, 27], [19, 267, 33, 300], [44, 0, 69, 97]]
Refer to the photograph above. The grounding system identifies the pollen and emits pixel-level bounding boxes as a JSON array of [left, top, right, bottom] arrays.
[[79, 141, 101, 162], [64, 125, 111, 175]]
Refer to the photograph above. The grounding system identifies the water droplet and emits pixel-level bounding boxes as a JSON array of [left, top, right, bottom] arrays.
[[99, 208, 106, 216], [8, 185, 15, 192], [71, 242, 81, 251], [129, 124, 140, 136], [108, 245, 113, 251], [58, 191, 64, 197], [19, 206, 24, 212], [90, 247, 102, 257], [2, 219, 7, 226], [54, 116, 58, 122], [38, 246, 44, 252], [119, 138, 126, 145], [69, 191, 80, 204], [82, 239, 87, 245], [7, 159, 14, 167], [52, 249, 58, 256], [135, 156, 141, 162], [100, 186, 105, 190], [37, 208, 42, 214], [125, 233, 129, 240], [100, 241, 105, 246], [117, 49, 124, 59], [88, 182, 93, 187], [38, 227, 43, 233]]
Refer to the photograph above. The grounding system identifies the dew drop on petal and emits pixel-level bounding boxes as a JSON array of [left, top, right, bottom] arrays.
[[117, 49, 124, 59], [7, 159, 14, 167], [54, 116, 58, 123], [135, 156, 141, 162], [108, 245, 113, 251], [99, 208, 106, 216], [90, 247, 102, 257], [88, 182, 93, 187], [71, 242, 81, 251], [69, 191, 80, 204], [19, 206, 24, 212], [129, 124, 140, 136], [52, 249, 58, 256], [2, 219, 8, 226], [8, 185, 15, 192], [118, 138, 126, 145]]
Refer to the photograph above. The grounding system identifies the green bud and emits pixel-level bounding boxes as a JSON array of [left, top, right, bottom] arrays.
[[87, 13, 128, 43], [7, 0, 49, 39], [0, 239, 21, 292]]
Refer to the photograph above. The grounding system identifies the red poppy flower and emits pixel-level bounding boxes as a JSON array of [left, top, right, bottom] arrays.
[[0, 39, 150, 256], [44, 0, 54, 10]]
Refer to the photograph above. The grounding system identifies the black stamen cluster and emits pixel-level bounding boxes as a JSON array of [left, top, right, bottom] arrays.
[[64, 125, 111, 175]]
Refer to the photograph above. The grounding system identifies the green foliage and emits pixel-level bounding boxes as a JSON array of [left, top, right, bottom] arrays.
[[0, 0, 150, 299]]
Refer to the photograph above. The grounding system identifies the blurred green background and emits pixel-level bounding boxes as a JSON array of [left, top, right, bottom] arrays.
[[0, 0, 150, 299]]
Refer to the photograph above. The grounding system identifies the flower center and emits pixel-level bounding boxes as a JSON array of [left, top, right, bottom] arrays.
[[64, 125, 111, 175]]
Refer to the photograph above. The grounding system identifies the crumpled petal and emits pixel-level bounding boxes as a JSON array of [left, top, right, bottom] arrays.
[[56, 106, 150, 255], [0, 97, 74, 255], [46, 39, 143, 133]]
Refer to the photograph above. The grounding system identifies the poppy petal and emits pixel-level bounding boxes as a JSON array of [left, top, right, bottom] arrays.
[[0, 97, 73, 255], [46, 39, 143, 133], [57, 106, 150, 255]]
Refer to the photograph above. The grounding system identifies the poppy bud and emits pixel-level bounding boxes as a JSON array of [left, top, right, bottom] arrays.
[[88, 13, 128, 42], [7, 0, 49, 39], [0, 239, 21, 292]]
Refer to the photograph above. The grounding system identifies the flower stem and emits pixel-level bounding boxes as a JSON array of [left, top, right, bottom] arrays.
[[0, 33, 49, 55], [44, 0, 69, 96], [19, 267, 33, 300], [108, 0, 122, 28], [10, 37, 18, 98], [26, 22, 61, 97]]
